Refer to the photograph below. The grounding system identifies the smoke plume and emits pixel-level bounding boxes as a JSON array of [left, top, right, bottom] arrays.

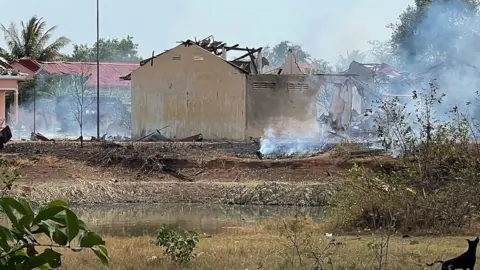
[[11, 74, 131, 140], [259, 0, 480, 156]]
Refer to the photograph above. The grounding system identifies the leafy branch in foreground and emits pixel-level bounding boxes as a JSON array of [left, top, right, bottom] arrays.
[[0, 197, 109, 269]]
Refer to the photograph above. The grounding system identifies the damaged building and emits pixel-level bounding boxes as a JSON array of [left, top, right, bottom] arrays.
[[0, 57, 26, 127], [122, 37, 361, 140]]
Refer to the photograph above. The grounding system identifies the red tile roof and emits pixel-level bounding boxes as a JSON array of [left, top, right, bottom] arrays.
[[11, 57, 42, 72], [297, 62, 315, 73], [39, 61, 139, 88], [0, 57, 26, 77]]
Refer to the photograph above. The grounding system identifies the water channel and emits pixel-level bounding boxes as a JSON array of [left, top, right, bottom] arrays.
[[71, 203, 326, 236]]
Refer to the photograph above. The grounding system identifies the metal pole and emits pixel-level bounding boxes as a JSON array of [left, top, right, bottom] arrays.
[[96, 0, 100, 139], [33, 83, 36, 134]]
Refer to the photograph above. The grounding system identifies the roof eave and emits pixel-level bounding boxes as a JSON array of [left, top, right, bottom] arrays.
[[0, 75, 27, 80]]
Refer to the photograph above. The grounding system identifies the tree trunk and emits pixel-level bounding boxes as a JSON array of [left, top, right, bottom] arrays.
[[80, 114, 83, 149]]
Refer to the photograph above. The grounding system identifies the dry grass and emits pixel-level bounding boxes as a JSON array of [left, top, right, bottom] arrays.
[[37, 155, 59, 164], [11, 157, 35, 167], [51, 221, 480, 270]]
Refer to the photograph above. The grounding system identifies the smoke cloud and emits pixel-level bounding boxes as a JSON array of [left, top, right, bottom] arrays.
[[11, 74, 131, 141], [259, 0, 480, 157]]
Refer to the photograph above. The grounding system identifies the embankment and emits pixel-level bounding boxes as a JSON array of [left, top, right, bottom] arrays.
[[2, 141, 386, 206]]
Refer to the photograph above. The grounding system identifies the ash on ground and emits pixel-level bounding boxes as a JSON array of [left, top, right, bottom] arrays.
[[257, 129, 383, 160]]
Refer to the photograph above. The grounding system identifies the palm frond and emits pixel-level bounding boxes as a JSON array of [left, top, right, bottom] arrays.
[[38, 36, 71, 61], [36, 25, 57, 51], [1, 16, 68, 61], [1, 22, 24, 57]]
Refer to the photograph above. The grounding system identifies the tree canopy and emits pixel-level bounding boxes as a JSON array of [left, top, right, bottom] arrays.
[[70, 35, 142, 62], [0, 16, 70, 61], [262, 40, 333, 73], [388, 0, 480, 69]]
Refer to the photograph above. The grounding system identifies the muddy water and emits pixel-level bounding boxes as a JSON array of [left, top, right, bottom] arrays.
[[72, 203, 325, 237]]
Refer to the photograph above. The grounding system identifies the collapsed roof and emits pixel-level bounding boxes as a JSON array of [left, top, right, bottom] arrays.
[[0, 57, 24, 77], [135, 35, 269, 75]]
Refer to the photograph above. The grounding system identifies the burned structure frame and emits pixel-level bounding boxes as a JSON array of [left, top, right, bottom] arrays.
[[139, 35, 268, 75]]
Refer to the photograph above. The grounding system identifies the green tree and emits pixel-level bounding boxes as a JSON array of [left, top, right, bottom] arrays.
[[366, 40, 397, 65], [0, 16, 70, 61], [306, 59, 333, 74], [263, 40, 332, 73], [263, 41, 313, 68], [70, 35, 142, 62], [336, 50, 368, 71], [388, 0, 480, 69]]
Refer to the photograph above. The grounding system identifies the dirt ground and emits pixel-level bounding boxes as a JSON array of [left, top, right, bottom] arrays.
[[0, 141, 386, 205]]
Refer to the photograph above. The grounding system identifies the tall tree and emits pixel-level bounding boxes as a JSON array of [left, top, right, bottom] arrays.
[[366, 40, 397, 65], [262, 40, 332, 72], [388, 0, 480, 69], [263, 41, 312, 68], [70, 36, 142, 62], [336, 50, 368, 71], [1, 16, 70, 61]]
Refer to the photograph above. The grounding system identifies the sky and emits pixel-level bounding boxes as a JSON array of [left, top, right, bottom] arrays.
[[0, 0, 413, 63]]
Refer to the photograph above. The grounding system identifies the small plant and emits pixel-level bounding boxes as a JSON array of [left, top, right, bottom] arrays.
[[0, 197, 109, 269], [279, 212, 339, 270], [153, 226, 199, 265]]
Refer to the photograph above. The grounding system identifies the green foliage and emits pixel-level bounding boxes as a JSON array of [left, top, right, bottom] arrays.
[[0, 158, 20, 196], [153, 226, 198, 265], [262, 40, 332, 72], [328, 83, 480, 233], [388, 0, 480, 68], [366, 40, 397, 65], [336, 50, 367, 71], [278, 215, 338, 269], [0, 16, 70, 61], [0, 197, 109, 269], [70, 35, 142, 62]]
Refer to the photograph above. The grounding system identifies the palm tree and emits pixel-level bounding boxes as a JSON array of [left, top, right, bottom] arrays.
[[1, 16, 70, 61], [336, 50, 368, 72]]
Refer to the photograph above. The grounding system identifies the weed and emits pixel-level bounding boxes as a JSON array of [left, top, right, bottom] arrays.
[[152, 225, 199, 265]]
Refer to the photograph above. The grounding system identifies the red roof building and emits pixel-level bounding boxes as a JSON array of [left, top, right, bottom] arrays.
[[10, 57, 138, 88]]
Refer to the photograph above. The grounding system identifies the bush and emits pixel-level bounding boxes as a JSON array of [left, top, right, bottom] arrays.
[[328, 83, 480, 233], [153, 226, 199, 265], [0, 197, 109, 269]]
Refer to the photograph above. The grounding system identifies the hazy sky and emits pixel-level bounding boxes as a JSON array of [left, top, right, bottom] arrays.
[[0, 0, 413, 63]]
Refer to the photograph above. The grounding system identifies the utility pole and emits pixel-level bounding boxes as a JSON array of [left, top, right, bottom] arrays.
[[96, 0, 100, 139], [33, 83, 36, 133]]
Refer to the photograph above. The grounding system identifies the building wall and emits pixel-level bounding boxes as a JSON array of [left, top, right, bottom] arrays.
[[131, 44, 247, 140], [0, 91, 5, 125], [99, 87, 131, 111], [245, 74, 322, 138], [245, 74, 350, 138], [0, 78, 20, 127]]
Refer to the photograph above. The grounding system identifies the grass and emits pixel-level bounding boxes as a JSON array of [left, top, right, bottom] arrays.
[[52, 220, 479, 270]]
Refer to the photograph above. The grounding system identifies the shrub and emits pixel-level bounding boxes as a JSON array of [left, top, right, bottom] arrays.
[[0, 197, 109, 268], [153, 226, 199, 264], [328, 83, 480, 233]]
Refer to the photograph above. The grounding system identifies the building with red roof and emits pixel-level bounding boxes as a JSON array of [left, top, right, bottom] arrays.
[[0, 57, 27, 127], [10, 57, 138, 110]]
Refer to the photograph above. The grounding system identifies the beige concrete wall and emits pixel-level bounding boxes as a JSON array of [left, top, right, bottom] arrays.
[[131, 44, 246, 140], [0, 91, 5, 126], [245, 74, 350, 138], [245, 74, 321, 138]]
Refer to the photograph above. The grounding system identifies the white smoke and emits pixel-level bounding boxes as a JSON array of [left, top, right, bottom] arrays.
[[259, 0, 480, 157]]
